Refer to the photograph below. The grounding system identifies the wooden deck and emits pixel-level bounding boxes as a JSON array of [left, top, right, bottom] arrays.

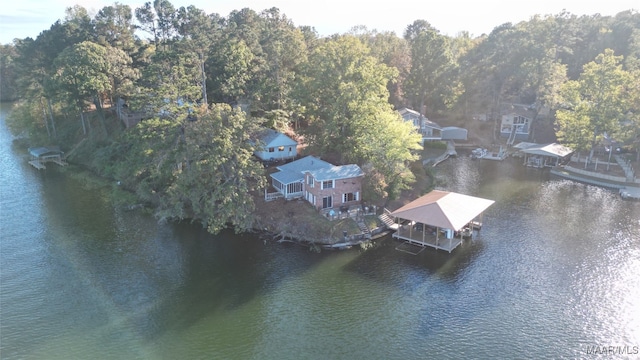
[[28, 160, 47, 170], [28, 157, 67, 170]]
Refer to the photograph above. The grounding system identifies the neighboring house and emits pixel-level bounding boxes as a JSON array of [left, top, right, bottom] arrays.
[[500, 104, 536, 142], [269, 155, 364, 210], [253, 128, 298, 162], [399, 108, 442, 141]]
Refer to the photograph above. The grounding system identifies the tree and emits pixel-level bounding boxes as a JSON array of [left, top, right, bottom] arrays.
[[131, 47, 201, 117], [403, 20, 456, 116], [104, 45, 138, 107], [0, 44, 19, 101], [50, 41, 111, 135], [114, 104, 266, 234], [207, 38, 254, 105], [174, 5, 222, 107], [159, 104, 267, 233], [94, 3, 137, 52], [255, 7, 307, 113], [556, 49, 632, 163], [135, 0, 176, 49], [351, 27, 410, 107]]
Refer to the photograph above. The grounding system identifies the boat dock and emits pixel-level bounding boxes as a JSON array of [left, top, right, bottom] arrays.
[[28, 146, 67, 170], [387, 190, 494, 253]]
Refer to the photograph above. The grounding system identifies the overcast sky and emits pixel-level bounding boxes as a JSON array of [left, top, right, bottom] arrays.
[[1, 0, 638, 44]]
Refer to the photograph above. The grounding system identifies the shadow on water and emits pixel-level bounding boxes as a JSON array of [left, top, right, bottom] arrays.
[[342, 236, 485, 291], [139, 225, 329, 340], [26, 166, 328, 343]]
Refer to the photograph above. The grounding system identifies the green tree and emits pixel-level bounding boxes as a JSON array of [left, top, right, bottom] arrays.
[[160, 104, 267, 233], [93, 2, 137, 52], [207, 38, 254, 105], [131, 48, 201, 117], [0, 44, 18, 101], [174, 5, 222, 107], [403, 20, 456, 116], [135, 0, 176, 49], [114, 104, 266, 234], [50, 41, 111, 135], [351, 27, 410, 107], [556, 49, 632, 162], [255, 7, 307, 114]]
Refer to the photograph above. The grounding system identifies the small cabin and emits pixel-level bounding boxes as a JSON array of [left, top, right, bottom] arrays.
[[254, 129, 298, 162]]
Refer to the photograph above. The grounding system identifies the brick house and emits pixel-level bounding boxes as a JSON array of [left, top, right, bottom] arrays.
[[269, 155, 364, 210], [303, 164, 364, 210]]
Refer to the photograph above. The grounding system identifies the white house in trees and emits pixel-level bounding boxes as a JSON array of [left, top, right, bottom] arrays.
[[399, 107, 442, 141], [254, 128, 298, 162]]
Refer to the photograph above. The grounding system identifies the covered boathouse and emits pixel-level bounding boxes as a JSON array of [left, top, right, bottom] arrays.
[[389, 190, 494, 253], [28, 146, 67, 170]]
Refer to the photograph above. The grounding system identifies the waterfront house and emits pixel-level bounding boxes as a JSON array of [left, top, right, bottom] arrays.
[[253, 128, 298, 162], [268, 155, 364, 210], [500, 104, 535, 143], [303, 163, 364, 210], [399, 108, 442, 141]]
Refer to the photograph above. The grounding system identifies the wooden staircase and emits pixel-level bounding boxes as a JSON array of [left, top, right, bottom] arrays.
[[355, 217, 371, 239], [378, 208, 396, 229]]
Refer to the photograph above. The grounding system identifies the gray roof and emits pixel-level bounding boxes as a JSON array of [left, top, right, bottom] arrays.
[[28, 146, 63, 158], [519, 143, 574, 157], [502, 104, 537, 119], [276, 155, 332, 173], [423, 119, 441, 130], [271, 169, 304, 185], [399, 107, 421, 119], [399, 107, 441, 129], [256, 128, 297, 147], [271, 156, 364, 184], [271, 156, 333, 185], [307, 164, 364, 181]]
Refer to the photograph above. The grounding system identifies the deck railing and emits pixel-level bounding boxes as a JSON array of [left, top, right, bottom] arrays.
[[264, 191, 284, 202]]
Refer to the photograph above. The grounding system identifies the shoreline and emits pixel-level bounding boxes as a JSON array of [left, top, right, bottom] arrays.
[[550, 164, 640, 199]]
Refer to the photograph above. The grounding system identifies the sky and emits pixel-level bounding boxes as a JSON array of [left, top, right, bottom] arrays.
[[1, 0, 638, 44]]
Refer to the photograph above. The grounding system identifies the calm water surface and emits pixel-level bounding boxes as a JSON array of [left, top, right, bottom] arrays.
[[1, 104, 639, 359]]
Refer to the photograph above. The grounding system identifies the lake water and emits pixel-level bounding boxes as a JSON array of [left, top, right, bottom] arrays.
[[1, 103, 639, 359]]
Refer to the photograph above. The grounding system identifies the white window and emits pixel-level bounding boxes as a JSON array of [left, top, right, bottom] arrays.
[[307, 175, 314, 187], [342, 192, 358, 203], [322, 180, 333, 189]]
